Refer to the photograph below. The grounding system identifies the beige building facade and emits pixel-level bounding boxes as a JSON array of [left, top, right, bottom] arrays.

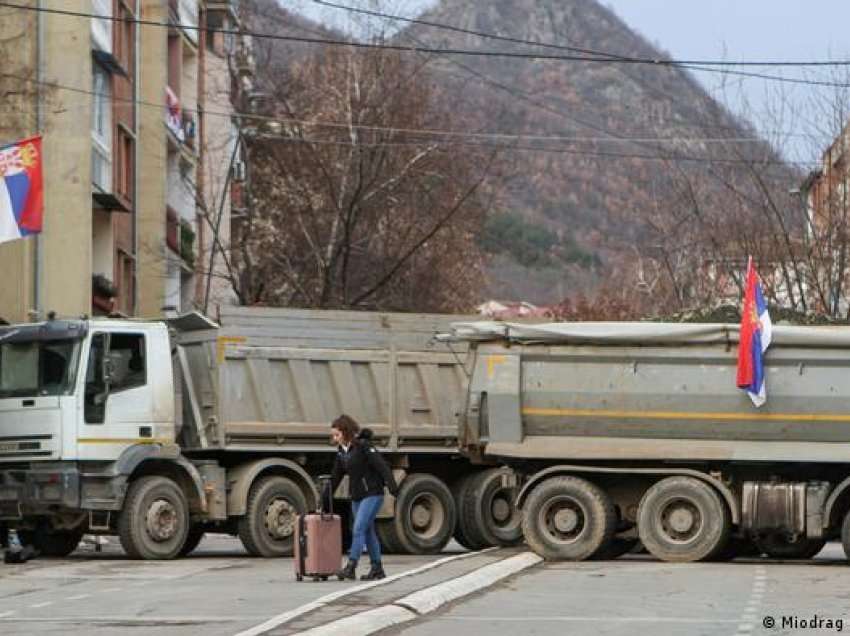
[[0, 0, 248, 324]]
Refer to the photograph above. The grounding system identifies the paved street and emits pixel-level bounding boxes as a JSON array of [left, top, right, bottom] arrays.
[[2, 537, 850, 636], [400, 543, 850, 636]]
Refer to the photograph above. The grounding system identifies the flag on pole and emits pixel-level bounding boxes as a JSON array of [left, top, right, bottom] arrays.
[[0, 135, 44, 245], [736, 257, 773, 407]]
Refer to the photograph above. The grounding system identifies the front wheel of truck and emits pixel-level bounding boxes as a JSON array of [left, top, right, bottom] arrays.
[[521, 476, 616, 561], [118, 476, 190, 560]]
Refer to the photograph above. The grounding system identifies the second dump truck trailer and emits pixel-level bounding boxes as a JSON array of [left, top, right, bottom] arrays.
[[0, 307, 519, 560], [446, 320, 850, 562]]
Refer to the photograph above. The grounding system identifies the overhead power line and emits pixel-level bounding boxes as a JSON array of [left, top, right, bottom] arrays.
[[1, 70, 818, 160], [2, 1, 850, 71], [310, 0, 850, 89]]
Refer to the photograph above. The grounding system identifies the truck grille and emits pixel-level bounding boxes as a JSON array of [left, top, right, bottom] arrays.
[[0, 435, 53, 459]]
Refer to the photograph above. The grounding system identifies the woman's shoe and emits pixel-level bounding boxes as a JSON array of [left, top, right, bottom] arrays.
[[360, 562, 386, 580], [336, 559, 358, 581]]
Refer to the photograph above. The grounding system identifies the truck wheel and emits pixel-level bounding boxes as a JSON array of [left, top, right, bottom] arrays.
[[376, 519, 408, 554], [521, 476, 616, 561], [17, 527, 84, 558], [179, 525, 206, 557], [238, 476, 307, 557], [392, 474, 456, 554], [638, 476, 730, 563], [118, 476, 190, 560], [757, 533, 826, 560], [842, 512, 850, 560], [452, 475, 486, 550], [464, 468, 523, 547]]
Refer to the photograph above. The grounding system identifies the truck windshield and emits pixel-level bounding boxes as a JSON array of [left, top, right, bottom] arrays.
[[0, 340, 80, 398]]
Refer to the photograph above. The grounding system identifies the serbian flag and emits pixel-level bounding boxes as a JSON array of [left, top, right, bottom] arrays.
[[0, 135, 44, 245], [736, 257, 772, 407]]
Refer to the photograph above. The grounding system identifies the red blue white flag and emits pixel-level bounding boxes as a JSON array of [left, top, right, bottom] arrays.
[[0, 135, 44, 245], [736, 257, 772, 407]]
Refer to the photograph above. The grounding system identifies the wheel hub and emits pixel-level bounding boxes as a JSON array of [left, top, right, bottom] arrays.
[[491, 497, 511, 523], [553, 508, 579, 533], [661, 499, 702, 542], [265, 499, 296, 539], [408, 493, 444, 540], [411, 502, 433, 529], [146, 499, 178, 542], [668, 507, 695, 533]]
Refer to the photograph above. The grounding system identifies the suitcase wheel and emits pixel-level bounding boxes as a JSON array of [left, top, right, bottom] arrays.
[[296, 573, 303, 582]]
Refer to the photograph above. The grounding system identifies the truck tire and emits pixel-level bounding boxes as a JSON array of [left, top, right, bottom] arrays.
[[463, 469, 523, 547], [757, 533, 826, 560], [179, 525, 206, 557], [842, 512, 850, 561], [238, 476, 307, 557], [452, 474, 486, 550], [637, 476, 730, 563], [392, 473, 456, 554], [118, 476, 190, 560], [376, 519, 408, 554], [17, 527, 84, 558], [521, 476, 616, 561]]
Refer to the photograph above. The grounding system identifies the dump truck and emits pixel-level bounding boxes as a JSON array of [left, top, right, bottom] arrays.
[[445, 320, 850, 563], [0, 307, 519, 560]]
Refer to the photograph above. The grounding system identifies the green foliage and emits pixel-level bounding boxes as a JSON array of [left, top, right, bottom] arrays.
[[478, 212, 599, 269]]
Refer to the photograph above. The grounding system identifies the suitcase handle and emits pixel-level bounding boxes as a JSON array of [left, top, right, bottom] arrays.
[[317, 474, 333, 517]]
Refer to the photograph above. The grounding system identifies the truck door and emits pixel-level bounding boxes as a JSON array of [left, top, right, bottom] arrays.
[[78, 331, 159, 459]]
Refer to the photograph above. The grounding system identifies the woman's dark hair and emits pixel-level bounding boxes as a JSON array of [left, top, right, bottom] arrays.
[[331, 414, 360, 444]]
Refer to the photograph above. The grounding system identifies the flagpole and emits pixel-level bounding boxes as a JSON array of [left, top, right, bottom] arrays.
[[33, 0, 44, 322]]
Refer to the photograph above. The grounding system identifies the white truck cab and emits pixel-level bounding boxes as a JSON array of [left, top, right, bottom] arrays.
[[0, 315, 320, 560]]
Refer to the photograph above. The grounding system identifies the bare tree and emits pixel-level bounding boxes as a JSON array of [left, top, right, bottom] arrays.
[[227, 41, 494, 312]]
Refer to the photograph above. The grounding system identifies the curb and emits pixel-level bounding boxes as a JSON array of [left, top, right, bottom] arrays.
[[296, 552, 543, 635], [235, 548, 497, 636]]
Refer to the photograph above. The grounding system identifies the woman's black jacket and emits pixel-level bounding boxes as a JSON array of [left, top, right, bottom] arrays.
[[329, 430, 399, 502]]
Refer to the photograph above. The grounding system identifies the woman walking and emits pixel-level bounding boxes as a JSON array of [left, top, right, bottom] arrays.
[[329, 414, 399, 581]]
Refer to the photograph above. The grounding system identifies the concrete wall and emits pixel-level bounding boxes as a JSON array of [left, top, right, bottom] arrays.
[[136, 0, 169, 317], [201, 49, 238, 308], [0, 0, 92, 322]]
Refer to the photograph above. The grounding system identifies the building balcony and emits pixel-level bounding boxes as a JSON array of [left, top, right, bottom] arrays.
[[207, 0, 241, 23], [168, 0, 199, 48]]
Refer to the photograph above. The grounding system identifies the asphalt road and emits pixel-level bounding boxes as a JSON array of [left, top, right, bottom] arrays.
[[399, 543, 850, 636], [2, 537, 849, 636]]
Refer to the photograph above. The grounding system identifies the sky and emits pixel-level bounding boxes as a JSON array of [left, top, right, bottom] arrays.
[[285, 1, 850, 163]]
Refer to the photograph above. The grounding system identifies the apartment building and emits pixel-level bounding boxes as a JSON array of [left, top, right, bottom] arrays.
[[0, 0, 250, 323]]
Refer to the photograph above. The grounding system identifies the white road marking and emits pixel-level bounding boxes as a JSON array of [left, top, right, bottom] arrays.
[[67, 594, 91, 601], [0, 611, 14, 618], [736, 566, 767, 636], [296, 552, 543, 636], [99, 587, 122, 594], [233, 548, 497, 636], [29, 602, 52, 609]]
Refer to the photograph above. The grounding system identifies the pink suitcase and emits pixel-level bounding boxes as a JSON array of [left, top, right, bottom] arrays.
[[294, 482, 342, 581]]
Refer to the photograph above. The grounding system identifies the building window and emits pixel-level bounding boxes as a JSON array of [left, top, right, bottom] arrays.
[[92, 0, 112, 53], [116, 127, 134, 201], [114, 2, 135, 74], [92, 62, 112, 192]]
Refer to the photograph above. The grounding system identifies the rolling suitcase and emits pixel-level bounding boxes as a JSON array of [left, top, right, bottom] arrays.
[[294, 478, 342, 582]]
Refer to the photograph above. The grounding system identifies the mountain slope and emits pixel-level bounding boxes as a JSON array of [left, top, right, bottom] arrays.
[[396, 0, 784, 303]]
